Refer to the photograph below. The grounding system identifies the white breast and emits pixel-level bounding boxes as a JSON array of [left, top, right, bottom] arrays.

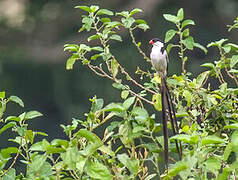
[[150, 45, 167, 75]]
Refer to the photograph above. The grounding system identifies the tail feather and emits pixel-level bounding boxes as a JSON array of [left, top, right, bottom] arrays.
[[161, 77, 182, 165], [161, 77, 169, 167]]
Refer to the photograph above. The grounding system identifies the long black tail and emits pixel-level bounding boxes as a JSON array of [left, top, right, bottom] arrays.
[[161, 78, 169, 167], [161, 77, 182, 167]]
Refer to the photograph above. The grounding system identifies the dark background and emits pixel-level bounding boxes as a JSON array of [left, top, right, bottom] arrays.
[[0, 0, 238, 144]]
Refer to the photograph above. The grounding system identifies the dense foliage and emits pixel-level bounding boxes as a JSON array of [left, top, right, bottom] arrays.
[[0, 5, 238, 179]]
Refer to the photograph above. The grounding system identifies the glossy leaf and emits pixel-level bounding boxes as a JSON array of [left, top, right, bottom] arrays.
[[194, 42, 208, 54], [9, 96, 24, 107], [1, 147, 18, 158], [0, 91, 5, 99], [152, 94, 162, 111], [201, 135, 224, 145], [2, 168, 16, 180], [0, 122, 16, 135], [163, 14, 179, 24], [25, 111, 43, 120], [109, 34, 122, 42], [85, 161, 112, 180], [75, 6, 91, 13], [66, 54, 79, 70], [181, 19, 195, 29], [230, 55, 238, 68], [130, 8, 143, 16], [165, 29, 177, 43], [177, 8, 184, 21], [182, 36, 194, 50], [97, 9, 114, 16], [123, 97, 135, 110]]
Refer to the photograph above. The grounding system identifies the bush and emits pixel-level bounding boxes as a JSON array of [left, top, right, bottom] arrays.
[[0, 5, 238, 180]]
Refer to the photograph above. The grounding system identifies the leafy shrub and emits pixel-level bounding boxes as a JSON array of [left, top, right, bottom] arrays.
[[0, 5, 238, 180]]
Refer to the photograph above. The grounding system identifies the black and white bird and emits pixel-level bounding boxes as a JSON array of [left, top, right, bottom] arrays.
[[149, 38, 181, 167]]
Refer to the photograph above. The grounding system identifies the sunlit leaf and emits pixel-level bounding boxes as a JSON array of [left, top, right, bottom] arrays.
[[230, 55, 238, 68], [130, 8, 143, 16], [201, 135, 224, 145], [177, 8, 184, 21], [97, 9, 114, 16], [165, 29, 177, 43], [163, 14, 179, 24], [181, 19, 195, 29], [182, 36, 194, 50]]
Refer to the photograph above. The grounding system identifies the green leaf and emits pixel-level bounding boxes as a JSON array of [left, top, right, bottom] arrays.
[[121, 17, 135, 28], [201, 62, 215, 69], [224, 123, 238, 129], [167, 161, 187, 177], [100, 17, 111, 23], [8, 96, 24, 107], [91, 46, 103, 52], [0, 122, 15, 135], [76, 129, 103, 145], [64, 44, 79, 52], [97, 9, 114, 16], [170, 134, 197, 144], [117, 153, 138, 175], [196, 70, 210, 88], [88, 34, 100, 42], [123, 97, 135, 110], [27, 155, 53, 178], [26, 130, 34, 144], [202, 135, 224, 145], [109, 34, 122, 42], [112, 82, 124, 89], [207, 39, 228, 48], [121, 90, 129, 99], [130, 8, 143, 16], [152, 94, 162, 111], [98, 145, 115, 157], [182, 28, 189, 37], [181, 19, 195, 29], [85, 161, 112, 180], [182, 36, 194, 50], [165, 29, 177, 43], [75, 6, 91, 12], [0, 91, 5, 99], [223, 142, 233, 161], [104, 102, 124, 112], [66, 54, 79, 70], [183, 90, 192, 107], [131, 107, 149, 124], [91, 98, 104, 112], [230, 55, 238, 68], [5, 116, 20, 122], [90, 5, 99, 13], [194, 42, 208, 54], [25, 111, 43, 120], [204, 157, 221, 174], [163, 14, 179, 24], [177, 8, 184, 21], [1, 147, 18, 158], [111, 59, 119, 78], [137, 23, 150, 31], [2, 168, 16, 180], [166, 43, 175, 54]]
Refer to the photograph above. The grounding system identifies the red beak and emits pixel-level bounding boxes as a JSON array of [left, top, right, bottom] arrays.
[[149, 40, 154, 44]]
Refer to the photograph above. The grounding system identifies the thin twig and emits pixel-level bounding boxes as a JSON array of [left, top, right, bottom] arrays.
[[225, 68, 238, 86], [128, 89, 154, 105], [129, 28, 150, 62]]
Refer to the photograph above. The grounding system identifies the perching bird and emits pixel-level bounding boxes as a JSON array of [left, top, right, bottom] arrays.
[[149, 38, 182, 167]]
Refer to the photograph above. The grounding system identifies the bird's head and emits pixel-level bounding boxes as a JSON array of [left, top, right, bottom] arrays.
[[149, 38, 164, 47]]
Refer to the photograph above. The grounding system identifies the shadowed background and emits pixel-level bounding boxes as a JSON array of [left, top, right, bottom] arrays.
[[0, 0, 238, 146]]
